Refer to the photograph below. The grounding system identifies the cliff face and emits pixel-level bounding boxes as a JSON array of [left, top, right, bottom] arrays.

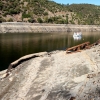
[[0, 22, 100, 33], [0, 44, 100, 100]]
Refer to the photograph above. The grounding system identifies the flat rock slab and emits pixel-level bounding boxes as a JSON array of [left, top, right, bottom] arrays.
[[0, 45, 100, 100]]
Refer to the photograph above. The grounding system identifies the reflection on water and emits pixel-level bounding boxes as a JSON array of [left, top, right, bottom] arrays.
[[73, 36, 82, 40], [0, 32, 100, 71]]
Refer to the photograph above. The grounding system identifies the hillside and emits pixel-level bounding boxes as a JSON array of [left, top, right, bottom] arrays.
[[0, 0, 100, 25]]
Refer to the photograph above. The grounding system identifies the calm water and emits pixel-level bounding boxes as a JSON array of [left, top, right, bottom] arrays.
[[0, 32, 100, 71]]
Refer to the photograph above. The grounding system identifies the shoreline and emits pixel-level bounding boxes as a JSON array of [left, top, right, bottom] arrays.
[[1, 40, 100, 78], [0, 22, 100, 33]]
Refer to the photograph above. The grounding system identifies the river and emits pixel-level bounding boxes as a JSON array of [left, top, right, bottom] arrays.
[[0, 32, 100, 71]]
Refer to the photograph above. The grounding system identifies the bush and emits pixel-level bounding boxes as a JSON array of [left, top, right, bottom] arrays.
[[37, 18, 43, 23], [0, 18, 6, 22], [33, 7, 45, 16], [28, 18, 36, 23], [43, 12, 48, 16], [22, 13, 31, 18], [8, 18, 13, 22], [0, 2, 3, 10], [3, 12, 8, 17], [48, 17, 53, 23], [9, 8, 19, 15]]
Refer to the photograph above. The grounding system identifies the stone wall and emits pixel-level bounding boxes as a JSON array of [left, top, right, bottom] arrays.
[[0, 22, 100, 33]]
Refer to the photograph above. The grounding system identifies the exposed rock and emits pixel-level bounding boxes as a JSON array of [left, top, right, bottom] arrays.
[[0, 45, 100, 100], [0, 22, 100, 33]]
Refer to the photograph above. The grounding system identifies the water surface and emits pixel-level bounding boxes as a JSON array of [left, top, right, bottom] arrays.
[[0, 32, 100, 71]]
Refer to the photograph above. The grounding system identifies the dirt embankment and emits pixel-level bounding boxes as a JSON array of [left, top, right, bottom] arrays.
[[0, 22, 100, 33]]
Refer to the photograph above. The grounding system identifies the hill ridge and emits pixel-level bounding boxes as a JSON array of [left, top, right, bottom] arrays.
[[0, 0, 100, 25]]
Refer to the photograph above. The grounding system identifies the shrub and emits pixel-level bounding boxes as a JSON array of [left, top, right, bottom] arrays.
[[0, 18, 6, 22], [9, 9, 19, 15], [43, 12, 48, 16], [28, 18, 36, 23], [0, 2, 3, 10], [37, 18, 43, 23], [8, 18, 13, 22], [3, 12, 8, 17], [22, 13, 31, 18]]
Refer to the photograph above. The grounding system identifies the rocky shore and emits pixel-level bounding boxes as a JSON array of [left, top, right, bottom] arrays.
[[0, 44, 100, 100], [0, 22, 100, 33]]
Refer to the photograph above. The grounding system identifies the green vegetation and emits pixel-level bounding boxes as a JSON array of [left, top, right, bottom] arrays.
[[0, 0, 100, 25]]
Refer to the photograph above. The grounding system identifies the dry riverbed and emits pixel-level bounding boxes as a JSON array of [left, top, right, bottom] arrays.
[[0, 44, 100, 100]]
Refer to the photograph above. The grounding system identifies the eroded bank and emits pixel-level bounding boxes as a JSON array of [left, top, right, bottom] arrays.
[[0, 22, 100, 33]]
